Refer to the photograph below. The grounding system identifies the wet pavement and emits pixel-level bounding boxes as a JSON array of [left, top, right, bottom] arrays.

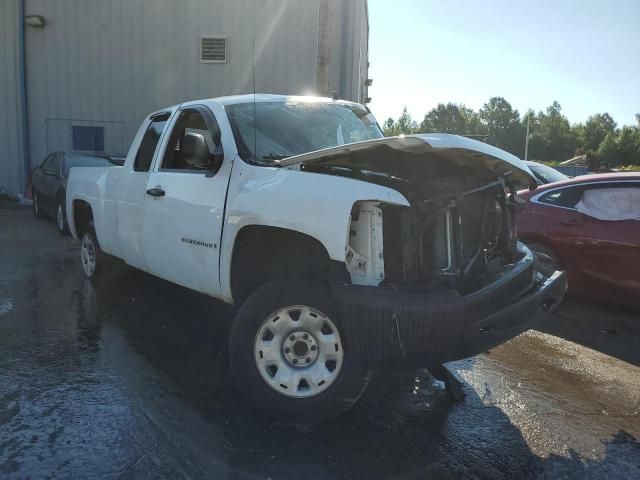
[[1, 203, 639, 479]]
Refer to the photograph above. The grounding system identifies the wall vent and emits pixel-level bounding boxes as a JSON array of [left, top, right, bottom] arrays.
[[200, 36, 227, 63]]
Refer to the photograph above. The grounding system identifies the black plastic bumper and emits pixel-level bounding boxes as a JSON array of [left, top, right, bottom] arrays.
[[332, 246, 568, 370]]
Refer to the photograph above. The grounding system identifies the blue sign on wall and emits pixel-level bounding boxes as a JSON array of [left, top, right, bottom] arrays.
[[72, 126, 104, 152]]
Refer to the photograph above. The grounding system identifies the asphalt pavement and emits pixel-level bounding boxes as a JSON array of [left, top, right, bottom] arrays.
[[1, 203, 639, 479]]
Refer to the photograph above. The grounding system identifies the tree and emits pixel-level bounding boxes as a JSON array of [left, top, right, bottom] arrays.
[[382, 117, 397, 136], [533, 101, 577, 161], [418, 103, 484, 136], [395, 106, 418, 134], [479, 97, 523, 155], [597, 132, 619, 167], [616, 126, 640, 166], [581, 113, 617, 152], [382, 108, 417, 136], [379, 101, 637, 167]]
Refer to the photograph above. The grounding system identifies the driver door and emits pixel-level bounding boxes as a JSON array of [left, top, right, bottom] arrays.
[[141, 105, 230, 297]]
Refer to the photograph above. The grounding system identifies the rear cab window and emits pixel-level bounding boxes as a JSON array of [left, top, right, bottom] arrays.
[[134, 113, 171, 172]]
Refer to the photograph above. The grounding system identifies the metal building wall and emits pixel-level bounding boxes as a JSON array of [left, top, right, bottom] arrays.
[[0, 0, 369, 196], [343, 0, 370, 103], [316, 0, 369, 104], [0, 0, 25, 198], [23, 0, 323, 168]]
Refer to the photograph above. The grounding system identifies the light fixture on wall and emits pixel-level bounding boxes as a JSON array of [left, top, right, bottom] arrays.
[[25, 15, 46, 28]]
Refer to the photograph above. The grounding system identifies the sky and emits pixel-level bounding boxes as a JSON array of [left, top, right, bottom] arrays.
[[367, 0, 640, 127]]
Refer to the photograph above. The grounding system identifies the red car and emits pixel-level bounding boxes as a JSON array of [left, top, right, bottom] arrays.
[[517, 173, 640, 308]]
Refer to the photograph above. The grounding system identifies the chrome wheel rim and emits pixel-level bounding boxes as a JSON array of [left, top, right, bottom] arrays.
[[81, 233, 96, 277], [254, 305, 344, 398], [57, 204, 64, 231]]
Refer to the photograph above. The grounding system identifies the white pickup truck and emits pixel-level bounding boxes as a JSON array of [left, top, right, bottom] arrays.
[[67, 94, 567, 422]]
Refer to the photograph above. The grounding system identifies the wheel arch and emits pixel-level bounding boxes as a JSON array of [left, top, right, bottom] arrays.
[[228, 224, 345, 305], [70, 199, 94, 239], [522, 237, 566, 271]]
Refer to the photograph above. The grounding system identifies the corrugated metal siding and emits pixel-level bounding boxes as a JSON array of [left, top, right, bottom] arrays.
[[24, 0, 323, 167], [0, 0, 24, 197], [344, 0, 370, 103], [317, 0, 369, 103], [0, 0, 368, 195]]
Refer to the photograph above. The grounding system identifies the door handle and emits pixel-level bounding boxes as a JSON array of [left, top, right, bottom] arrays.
[[146, 188, 165, 197]]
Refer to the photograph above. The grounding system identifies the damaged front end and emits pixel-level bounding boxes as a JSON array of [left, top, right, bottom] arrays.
[[379, 177, 519, 294], [283, 134, 567, 369]]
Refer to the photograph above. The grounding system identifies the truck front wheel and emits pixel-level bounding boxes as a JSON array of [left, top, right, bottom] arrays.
[[229, 281, 370, 424]]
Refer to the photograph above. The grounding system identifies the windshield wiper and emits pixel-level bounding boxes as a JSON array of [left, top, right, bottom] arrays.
[[261, 154, 289, 161]]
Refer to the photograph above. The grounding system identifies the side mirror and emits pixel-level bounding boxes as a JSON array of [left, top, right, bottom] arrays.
[[183, 131, 211, 168], [182, 130, 224, 176]]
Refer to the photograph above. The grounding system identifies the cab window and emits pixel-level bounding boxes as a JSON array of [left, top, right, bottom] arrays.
[[134, 113, 170, 172], [161, 109, 220, 172]]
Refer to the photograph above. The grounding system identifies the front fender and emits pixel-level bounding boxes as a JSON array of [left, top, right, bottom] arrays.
[[219, 167, 409, 302]]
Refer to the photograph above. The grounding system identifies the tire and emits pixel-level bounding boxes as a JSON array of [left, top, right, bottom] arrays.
[[229, 280, 370, 424], [80, 222, 110, 278], [33, 191, 42, 218], [529, 243, 560, 277], [56, 200, 68, 235]]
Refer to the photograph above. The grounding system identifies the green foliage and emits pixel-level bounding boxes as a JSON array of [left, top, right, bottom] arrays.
[[528, 101, 577, 161], [380, 99, 640, 167], [418, 103, 485, 136], [581, 113, 617, 151], [382, 107, 418, 136], [479, 97, 524, 155]]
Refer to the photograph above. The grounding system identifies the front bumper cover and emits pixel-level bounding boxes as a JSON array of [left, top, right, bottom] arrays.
[[332, 243, 567, 369]]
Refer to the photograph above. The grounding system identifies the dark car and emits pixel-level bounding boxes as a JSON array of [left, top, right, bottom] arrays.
[[31, 152, 115, 234], [524, 160, 569, 185], [517, 173, 640, 308]]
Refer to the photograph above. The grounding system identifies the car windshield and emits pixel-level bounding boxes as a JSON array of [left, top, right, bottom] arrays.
[[63, 156, 113, 176], [529, 164, 569, 184], [225, 101, 383, 165]]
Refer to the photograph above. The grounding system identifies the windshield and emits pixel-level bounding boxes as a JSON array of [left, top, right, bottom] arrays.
[[225, 101, 383, 165], [529, 164, 569, 184]]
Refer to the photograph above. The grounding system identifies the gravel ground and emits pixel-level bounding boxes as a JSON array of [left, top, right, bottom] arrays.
[[1, 203, 639, 479]]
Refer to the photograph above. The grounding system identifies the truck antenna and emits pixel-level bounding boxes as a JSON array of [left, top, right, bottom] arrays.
[[252, 35, 257, 160]]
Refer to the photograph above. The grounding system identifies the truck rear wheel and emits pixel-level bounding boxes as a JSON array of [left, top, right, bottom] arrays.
[[80, 222, 113, 278], [56, 200, 68, 235], [229, 280, 370, 424]]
